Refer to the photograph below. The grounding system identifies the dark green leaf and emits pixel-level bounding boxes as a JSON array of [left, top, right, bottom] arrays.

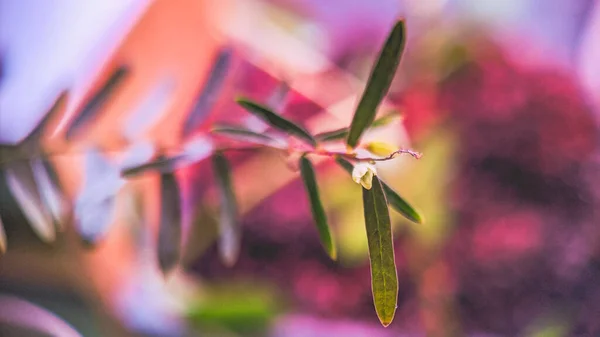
[[315, 111, 401, 142], [347, 20, 406, 148], [66, 66, 129, 139], [362, 176, 397, 327], [314, 127, 349, 142], [212, 124, 275, 145], [381, 183, 423, 224], [212, 152, 240, 267], [335, 157, 423, 224], [182, 48, 233, 138], [236, 97, 316, 147], [299, 156, 336, 260], [121, 154, 185, 178], [158, 171, 182, 275]]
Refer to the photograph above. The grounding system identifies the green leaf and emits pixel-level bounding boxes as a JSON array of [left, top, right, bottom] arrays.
[[235, 97, 317, 147], [212, 152, 240, 267], [182, 48, 233, 138], [381, 182, 423, 224], [121, 154, 185, 178], [347, 20, 406, 148], [212, 124, 276, 145], [158, 171, 182, 275], [66, 66, 129, 139], [335, 157, 423, 224], [362, 176, 398, 327], [299, 156, 336, 260], [315, 111, 401, 142]]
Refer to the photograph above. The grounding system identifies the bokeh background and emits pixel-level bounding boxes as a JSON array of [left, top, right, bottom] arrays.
[[1, 0, 600, 336]]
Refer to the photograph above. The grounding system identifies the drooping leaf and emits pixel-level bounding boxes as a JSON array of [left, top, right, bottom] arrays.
[[75, 148, 124, 245], [212, 124, 276, 145], [315, 111, 401, 142], [335, 157, 423, 224], [212, 152, 240, 267], [236, 97, 316, 147], [66, 66, 129, 139], [347, 20, 406, 148], [182, 48, 233, 138], [0, 214, 6, 255], [158, 171, 182, 275], [299, 156, 336, 260], [121, 138, 214, 178], [4, 160, 55, 243], [31, 158, 67, 230], [362, 176, 398, 327], [381, 182, 423, 224]]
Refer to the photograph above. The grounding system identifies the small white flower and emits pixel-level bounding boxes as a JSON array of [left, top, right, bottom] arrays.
[[352, 162, 377, 190]]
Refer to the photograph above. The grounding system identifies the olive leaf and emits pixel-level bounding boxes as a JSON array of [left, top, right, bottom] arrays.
[[299, 156, 336, 260], [315, 111, 401, 142], [158, 171, 182, 275], [182, 48, 233, 138], [335, 157, 423, 224], [236, 97, 317, 147], [212, 124, 276, 145], [66, 66, 129, 139], [347, 20, 406, 148], [212, 152, 240, 267], [362, 176, 398, 327]]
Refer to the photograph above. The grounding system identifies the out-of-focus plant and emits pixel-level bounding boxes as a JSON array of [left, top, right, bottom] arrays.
[[0, 19, 422, 327]]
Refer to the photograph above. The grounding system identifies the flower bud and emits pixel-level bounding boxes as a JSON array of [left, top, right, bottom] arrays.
[[364, 141, 397, 157], [352, 162, 377, 190]]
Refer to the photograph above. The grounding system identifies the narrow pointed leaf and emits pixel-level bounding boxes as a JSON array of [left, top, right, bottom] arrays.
[[362, 176, 398, 327], [22, 91, 69, 147], [299, 156, 336, 260], [236, 97, 317, 147], [182, 48, 233, 138], [158, 171, 182, 275], [66, 66, 129, 139], [315, 111, 401, 142], [5, 161, 55, 243], [335, 157, 423, 224], [381, 183, 423, 224], [121, 154, 185, 178], [347, 20, 406, 148], [31, 158, 67, 230], [0, 214, 6, 255], [212, 152, 240, 267], [212, 124, 276, 145]]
